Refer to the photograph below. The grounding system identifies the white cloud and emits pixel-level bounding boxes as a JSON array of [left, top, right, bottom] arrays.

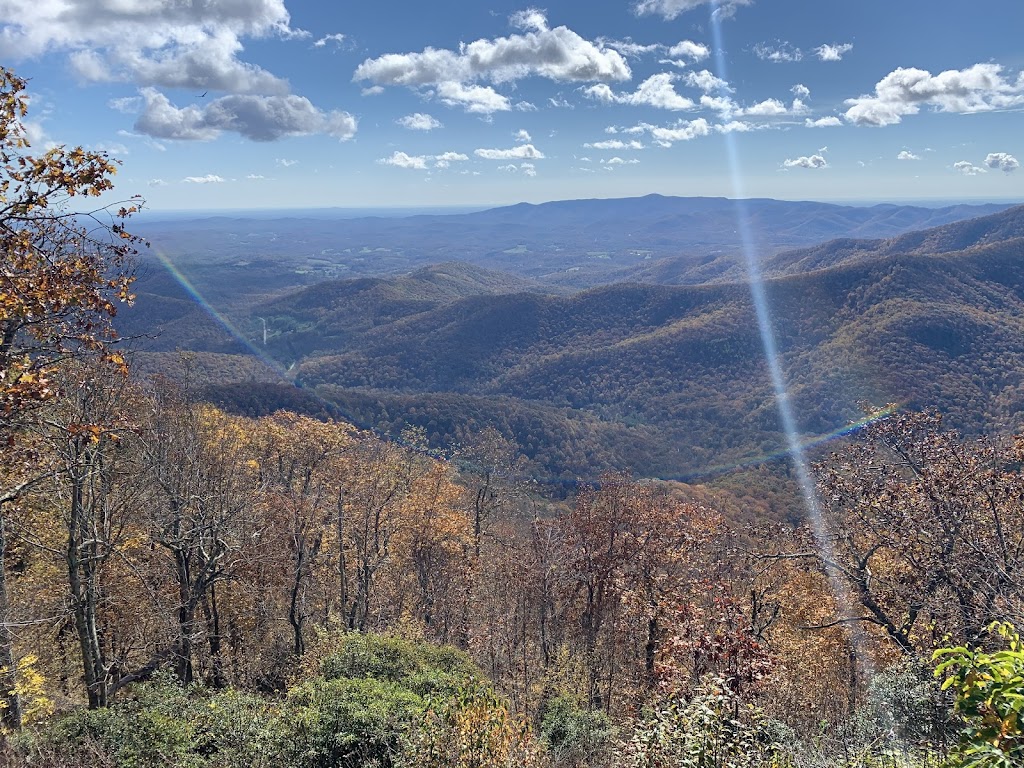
[[600, 38, 662, 58], [314, 33, 346, 48], [814, 43, 853, 62], [182, 174, 225, 183], [147, 178, 168, 187], [0, 0, 299, 94], [514, 128, 532, 143], [805, 116, 842, 127], [954, 160, 986, 176], [435, 81, 511, 113], [985, 152, 1019, 173], [753, 42, 802, 63], [496, 162, 538, 176], [433, 151, 469, 168], [474, 144, 545, 160], [109, 96, 142, 113], [379, 151, 429, 170], [897, 150, 921, 161], [715, 120, 765, 133], [362, 85, 385, 96], [276, 158, 297, 167], [783, 154, 828, 169], [134, 88, 357, 142], [740, 98, 789, 116], [700, 94, 737, 116], [635, 0, 753, 20], [684, 69, 731, 93], [585, 139, 645, 149], [604, 157, 639, 164], [791, 83, 810, 100], [379, 150, 469, 170], [623, 118, 711, 146], [246, 174, 265, 180], [844, 63, 1024, 126], [397, 112, 442, 130], [584, 73, 695, 110], [354, 10, 629, 114], [668, 40, 711, 61]]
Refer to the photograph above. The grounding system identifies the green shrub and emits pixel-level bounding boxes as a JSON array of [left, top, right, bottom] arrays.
[[278, 676, 423, 768], [312, 632, 479, 698], [934, 622, 1024, 768], [539, 694, 615, 767], [857, 658, 955, 752], [620, 676, 788, 768]]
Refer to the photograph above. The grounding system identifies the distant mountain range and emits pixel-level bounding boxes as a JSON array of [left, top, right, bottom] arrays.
[[123, 199, 1024, 483], [133, 195, 1015, 289]]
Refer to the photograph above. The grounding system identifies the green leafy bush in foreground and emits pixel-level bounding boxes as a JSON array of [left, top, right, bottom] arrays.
[[4, 633, 540, 768], [934, 622, 1024, 768]]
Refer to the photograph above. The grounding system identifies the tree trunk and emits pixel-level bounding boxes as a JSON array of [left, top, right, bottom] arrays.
[[0, 512, 22, 729]]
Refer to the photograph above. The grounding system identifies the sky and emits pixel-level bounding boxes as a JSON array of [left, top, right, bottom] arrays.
[[2, 0, 1023, 211]]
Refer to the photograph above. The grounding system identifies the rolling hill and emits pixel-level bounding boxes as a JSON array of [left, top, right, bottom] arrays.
[[124, 201, 1024, 484]]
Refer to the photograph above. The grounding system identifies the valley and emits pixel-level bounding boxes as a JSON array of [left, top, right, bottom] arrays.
[[121, 197, 1024, 486]]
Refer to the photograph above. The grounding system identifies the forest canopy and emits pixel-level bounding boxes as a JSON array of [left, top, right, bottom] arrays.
[[0, 65, 1022, 768]]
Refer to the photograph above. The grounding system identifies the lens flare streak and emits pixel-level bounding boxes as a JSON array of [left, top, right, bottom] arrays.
[[708, 2, 873, 676]]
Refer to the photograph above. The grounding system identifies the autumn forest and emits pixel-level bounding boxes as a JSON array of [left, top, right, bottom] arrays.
[[1, 65, 1023, 768]]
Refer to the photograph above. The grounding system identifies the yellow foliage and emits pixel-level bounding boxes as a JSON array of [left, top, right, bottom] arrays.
[[0, 654, 54, 726]]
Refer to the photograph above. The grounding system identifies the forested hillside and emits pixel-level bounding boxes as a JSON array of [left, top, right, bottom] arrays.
[[2, 64, 1024, 768], [180, 209, 1024, 483]]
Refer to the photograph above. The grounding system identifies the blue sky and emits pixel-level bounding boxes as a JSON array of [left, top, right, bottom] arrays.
[[3, 0, 1022, 210]]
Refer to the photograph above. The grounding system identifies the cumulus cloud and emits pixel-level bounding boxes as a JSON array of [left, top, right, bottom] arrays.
[[182, 174, 226, 183], [474, 144, 545, 160], [604, 157, 640, 165], [134, 88, 357, 142], [791, 84, 810, 100], [397, 112, 442, 130], [353, 10, 628, 112], [434, 151, 469, 168], [668, 40, 711, 61], [621, 118, 711, 146], [0, 0, 300, 94], [635, 0, 753, 20], [897, 150, 921, 161], [814, 43, 853, 62], [435, 82, 511, 113], [684, 69, 731, 93], [498, 162, 538, 176], [740, 98, 789, 116], [585, 139, 645, 149], [314, 33, 346, 48], [514, 129, 532, 143], [783, 154, 828, 169], [379, 150, 469, 170], [805, 116, 842, 127], [715, 120, 771, 133], [147, 178, 168, 187], [600, 38, 662, 58], [584, 73, 695, 110], [954, 160, 986, 176], [985, 152, 1019, 172], [379, 151, 429, 170], [753, 42, 802, 63], [844, 63, 1024, 126]]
